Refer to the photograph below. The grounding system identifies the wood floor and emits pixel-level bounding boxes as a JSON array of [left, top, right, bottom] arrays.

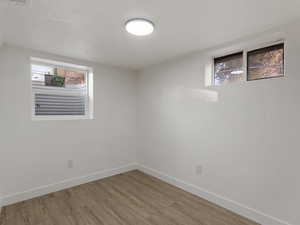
[[0, 170, 259, 225]]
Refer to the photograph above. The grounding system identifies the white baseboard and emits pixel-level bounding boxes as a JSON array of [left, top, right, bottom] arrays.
[[137, 164, 292, 225], [0, 163, 138, 206], [0, 163, 293, 225]]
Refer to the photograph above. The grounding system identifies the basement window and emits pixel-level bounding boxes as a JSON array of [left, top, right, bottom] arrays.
[[247, 43, 284, 81], [31, 58, 93, 120], [212, 42, 284, 86], [213, 52, 244, 86]]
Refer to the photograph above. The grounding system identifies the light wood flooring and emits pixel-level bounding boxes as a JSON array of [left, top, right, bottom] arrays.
[[0, 170, 260, 225]]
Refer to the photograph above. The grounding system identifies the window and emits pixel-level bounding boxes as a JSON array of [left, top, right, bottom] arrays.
[[212, 42, 284, 86], [247, 43, 284, 81], [31, 58, 93, 120], [214, 52, 244, 86]]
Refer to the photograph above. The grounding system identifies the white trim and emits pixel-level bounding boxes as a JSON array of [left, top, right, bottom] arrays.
[[88, 69, 94, 119], [31, 57, 92, 72], [0, 163, 293, 225], [137, 164, 294, 225], [0, 164, 137, 206], [244, 39, 284, 53], [242, 49, 248, 82], [31, 115, 93, 121]]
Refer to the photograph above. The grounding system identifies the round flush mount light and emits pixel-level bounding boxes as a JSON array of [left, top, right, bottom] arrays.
[[125, 18, 154, 36]]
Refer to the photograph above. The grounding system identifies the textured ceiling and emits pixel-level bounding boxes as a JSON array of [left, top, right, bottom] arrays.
[[1, 0, 300, 69]]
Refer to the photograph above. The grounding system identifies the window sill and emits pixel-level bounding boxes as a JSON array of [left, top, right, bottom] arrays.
[[32, 115, 94, 121]]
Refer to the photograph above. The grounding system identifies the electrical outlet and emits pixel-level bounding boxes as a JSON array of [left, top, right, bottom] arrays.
[[196, 165, 202, 175], [67, 160, 74, 169]]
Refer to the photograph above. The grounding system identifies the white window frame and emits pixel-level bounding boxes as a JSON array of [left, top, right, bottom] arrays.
[[212, 51, 245, 86], [31, 57, 94, 121], [245, 40, 285, 81], [207, 38, 286, 87]]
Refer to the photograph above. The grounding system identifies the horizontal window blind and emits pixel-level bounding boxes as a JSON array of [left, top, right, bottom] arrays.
[[35, 94, 85, 115], [31, 63, 89, 117]]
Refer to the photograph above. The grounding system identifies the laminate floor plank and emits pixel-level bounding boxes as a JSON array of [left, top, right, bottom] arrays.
[[0, 170, 260, 225], [127, 170, 257, 225]]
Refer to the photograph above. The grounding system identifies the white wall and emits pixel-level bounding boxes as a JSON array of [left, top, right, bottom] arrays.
[[137, 21, 300, 225], [0, 45, 137, 204], [1, 20, 299, 225]]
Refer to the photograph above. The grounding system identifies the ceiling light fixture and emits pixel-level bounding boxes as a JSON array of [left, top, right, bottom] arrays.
[[125, 18, 154, 36]]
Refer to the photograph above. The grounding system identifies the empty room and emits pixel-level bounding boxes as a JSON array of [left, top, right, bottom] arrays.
[[0, 0, 299, 225]]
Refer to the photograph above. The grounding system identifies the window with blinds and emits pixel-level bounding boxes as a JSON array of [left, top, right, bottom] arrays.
[[31, 58, 93, 119]]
